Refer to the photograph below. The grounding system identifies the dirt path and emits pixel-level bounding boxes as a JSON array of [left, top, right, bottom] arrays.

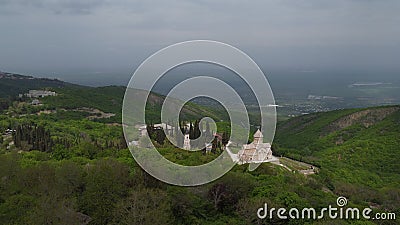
[[278, 157, 318, 174]]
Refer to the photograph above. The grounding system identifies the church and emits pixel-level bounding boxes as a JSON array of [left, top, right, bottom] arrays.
[[237, 129, 273, 164]]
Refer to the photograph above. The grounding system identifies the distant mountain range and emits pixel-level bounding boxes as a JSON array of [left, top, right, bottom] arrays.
[[0, 71, 227, 123], [0, 71, 73, 98]]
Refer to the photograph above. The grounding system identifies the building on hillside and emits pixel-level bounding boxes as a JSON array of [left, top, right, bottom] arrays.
[[4, 129, 16, 135], [137, 123, 174, 137], [31, 99, 41, 105], [205, 143, 212, 153], [237, 129, 273, 164], [138, 125, 148, 137], [26, 90, 57, 98]]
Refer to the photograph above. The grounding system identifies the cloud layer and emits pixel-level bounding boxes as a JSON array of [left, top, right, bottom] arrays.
[[0, 0, 399, 81]]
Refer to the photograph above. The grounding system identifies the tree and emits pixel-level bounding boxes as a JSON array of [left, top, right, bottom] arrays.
[[208, 172, 257, 213], [193, 120, 201, 139], [79, 159, 131, 225], [111, 188, 173, 225], [13, 123, 52, 152], [26, 196, 88, 225], [208, 183, 227, 211], [154, 129, 166, 145], [222, 132, 229, 147], [189, 122, 194, 139], [168, 187, 203, 224], [0, 194, 35, 224], [0, 98, 10, 112]]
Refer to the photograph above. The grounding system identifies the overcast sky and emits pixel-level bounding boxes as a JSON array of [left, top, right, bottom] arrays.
[[0, 0, 399, 85]]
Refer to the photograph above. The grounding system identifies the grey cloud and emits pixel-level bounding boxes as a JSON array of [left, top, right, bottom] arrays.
[[0, 0, 399, 79], [0, 0, 108, 15]]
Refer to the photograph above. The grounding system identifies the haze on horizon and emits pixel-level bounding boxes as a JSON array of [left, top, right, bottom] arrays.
[[0, 0, 399, 86]]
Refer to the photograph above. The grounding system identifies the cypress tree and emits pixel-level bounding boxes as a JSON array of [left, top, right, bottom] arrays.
[[189, 122, 194, 139]]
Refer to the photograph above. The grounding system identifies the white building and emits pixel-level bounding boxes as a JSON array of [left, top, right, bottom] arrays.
[[138, 125, 148, 137], [183, 134, 191, 150], [4, 129, 16, 135], [128, 141, 139, 147], [31, 99, 41, 105], [205, 143, 212, 153], [137, 123, 174, 137], [237, 129, 273, 164], [26, 90, 57, 98]]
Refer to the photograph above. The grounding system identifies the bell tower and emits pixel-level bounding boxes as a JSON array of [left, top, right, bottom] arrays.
[[253, 129, 263, 145], [183, 134, 191, 150]]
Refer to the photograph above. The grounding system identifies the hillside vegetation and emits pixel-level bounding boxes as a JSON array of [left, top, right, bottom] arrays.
[[0, 72, 398, 224], [41, 86, 227, 123], [0, 72, 71, 98], [274, 106, 400, 209]]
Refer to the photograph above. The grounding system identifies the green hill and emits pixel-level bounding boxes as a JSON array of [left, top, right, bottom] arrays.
[[40, 86, 227, 123], [0, 71, 72, 98], [1, 73, 399, 223], [274, 106, 400, 207], [0, 72, 227, 123]]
